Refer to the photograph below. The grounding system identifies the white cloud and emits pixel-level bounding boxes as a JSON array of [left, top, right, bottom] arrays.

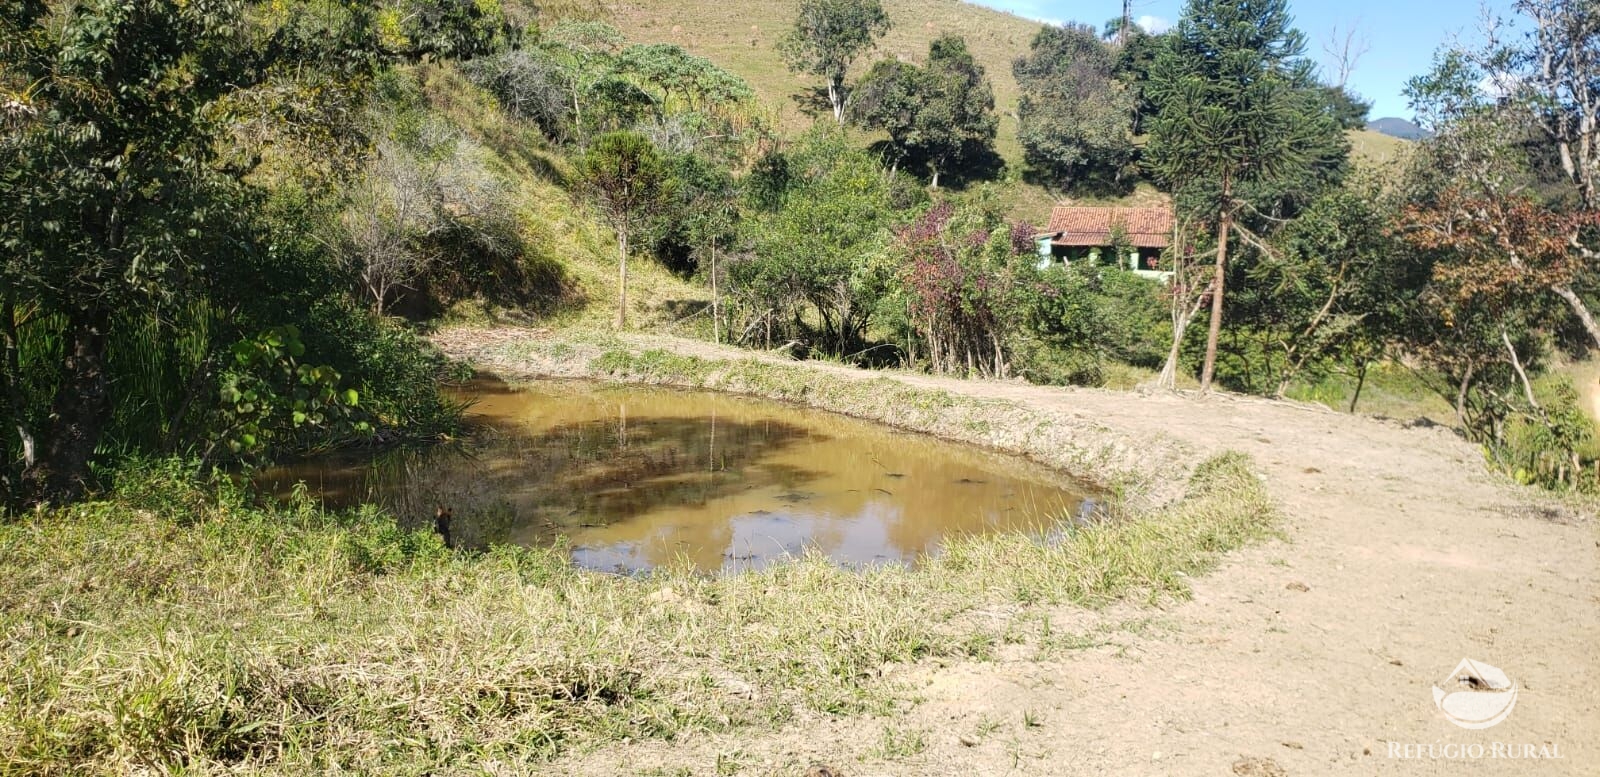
[[1136, 15, 1172, 34]]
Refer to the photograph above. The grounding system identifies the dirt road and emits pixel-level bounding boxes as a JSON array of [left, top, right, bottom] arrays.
[[437, 329, 1599, 776]]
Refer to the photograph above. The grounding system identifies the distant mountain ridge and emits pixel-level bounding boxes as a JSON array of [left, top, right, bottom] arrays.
[[1367, 117, 1431, 141]]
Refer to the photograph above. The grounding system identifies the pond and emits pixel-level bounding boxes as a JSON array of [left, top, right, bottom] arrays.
[[260, 377, 1096, 573]]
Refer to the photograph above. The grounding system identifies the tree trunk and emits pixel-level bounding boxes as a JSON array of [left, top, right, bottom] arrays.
[[1348, 358, 1369, 414], [1199, 204, 1233, 393], [1160, 316, 1189, 389], [1, 296, 36, 507], [828, 77, 845, 124], [1551, 283, 1600, 350], [616, 230, 629, 330], [1455, 362, 1476, 430], [711, 238, 720, 344], [1157, 224, 1201, 390], [19, 309, 113, 506]]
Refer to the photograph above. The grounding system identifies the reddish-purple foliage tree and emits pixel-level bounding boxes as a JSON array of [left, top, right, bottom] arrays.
[[897, 204, 1027, 376]]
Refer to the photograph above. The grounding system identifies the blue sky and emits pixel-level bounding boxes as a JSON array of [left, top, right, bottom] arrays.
[[966, 0, 1514, 119]]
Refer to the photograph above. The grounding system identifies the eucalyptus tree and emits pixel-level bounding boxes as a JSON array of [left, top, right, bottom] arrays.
[[1144, 0, 1341, 392], [1411, 0, 1600, 350], [779, 0, 891, 123]]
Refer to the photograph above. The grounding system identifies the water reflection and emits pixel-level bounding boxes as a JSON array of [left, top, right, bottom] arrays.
[[260, 377, 1094, 572]]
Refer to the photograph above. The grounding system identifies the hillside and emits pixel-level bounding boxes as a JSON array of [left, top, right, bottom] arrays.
[[1367, 116, 1431, 140], [1348, 128, 1412, 170], [601, 1, 1410, 218], [610, 0, 1041, 159], [607, 0, 1063, 218], [417, 63, 711, 328]]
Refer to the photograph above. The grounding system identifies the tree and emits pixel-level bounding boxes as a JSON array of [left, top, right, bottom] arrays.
[[652, 154, 740, 340], [1235, 175, 1414, 397], [732, 131, 904, 355], [778, 0, 890, 124], [1319, 85, 1372, 130], [852, 35, 998, 188], [1113, 25, 1167, 135], [1144, 0, 1341, 392], [1413, 0, 1600, 350], [0, 0, 269, 503], [916, 36, 998, 189], [463, 49, 572, 137], [1014, 23, 1137, 194], [579, 132, 675, 330], [338, 120, 519, 316], [1322, 22, 1370, 89], [619, 44, 753, 119], [894, 203, 1026, 377], [378, 0, 511, 61], [541, 20, 625, 142], [851, 57, 924, 172]]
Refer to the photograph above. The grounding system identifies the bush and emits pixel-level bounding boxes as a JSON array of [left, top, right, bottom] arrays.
[[1011, 264, 1170, 386], [464, 49, 571, 138], [1502, 374, 1597, 490]]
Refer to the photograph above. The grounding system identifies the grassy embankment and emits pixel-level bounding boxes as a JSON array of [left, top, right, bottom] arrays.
[[1, 331, 1279, 773], [0, 453, 1270, 773], [404, 61, 713, 332]]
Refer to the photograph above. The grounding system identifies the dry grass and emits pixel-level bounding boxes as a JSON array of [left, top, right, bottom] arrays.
[[1281, 361, 1455, 425], [1348, 128, 1413, 173], [0, 449, 1271, 774], [608, 0, 1040, 159]]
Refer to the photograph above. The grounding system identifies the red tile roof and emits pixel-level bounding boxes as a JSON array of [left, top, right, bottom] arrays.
[[1046, 206, 1174, 248]]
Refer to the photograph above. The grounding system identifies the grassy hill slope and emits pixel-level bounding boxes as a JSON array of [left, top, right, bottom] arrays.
[[610, 0, 1042, 159], [418, 63, 711, 329], [604, 2, 1408, 215], [609, 0, 1064, 218], [1348, 128, 1412, 171]]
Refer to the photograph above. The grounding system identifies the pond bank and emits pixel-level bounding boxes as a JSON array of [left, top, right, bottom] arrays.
[[260, 375, 1098, 573], [431, 327, 1199, 508], [0, 444, 1273, 774], [431, 326, 1599, 777]]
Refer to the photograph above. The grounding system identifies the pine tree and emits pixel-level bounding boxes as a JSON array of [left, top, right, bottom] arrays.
[[1145, 0, 1335, 391]]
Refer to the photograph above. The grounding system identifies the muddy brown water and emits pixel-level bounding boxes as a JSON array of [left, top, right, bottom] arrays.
[[260, 377, 1096, 573]]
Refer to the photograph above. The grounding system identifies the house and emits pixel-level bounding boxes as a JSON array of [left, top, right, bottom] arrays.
[[1035, 205, 1174, 281]]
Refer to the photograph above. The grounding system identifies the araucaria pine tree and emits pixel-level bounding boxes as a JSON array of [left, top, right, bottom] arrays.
[[1145, 0, 1335, 391]]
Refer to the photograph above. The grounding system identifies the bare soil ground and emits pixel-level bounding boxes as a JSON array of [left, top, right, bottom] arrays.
[[436, 328, 1599, 777]]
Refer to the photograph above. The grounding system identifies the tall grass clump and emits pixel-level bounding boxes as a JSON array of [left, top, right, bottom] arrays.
[[936, 452, 1275, 606], [0, 453, 1271, 773]]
